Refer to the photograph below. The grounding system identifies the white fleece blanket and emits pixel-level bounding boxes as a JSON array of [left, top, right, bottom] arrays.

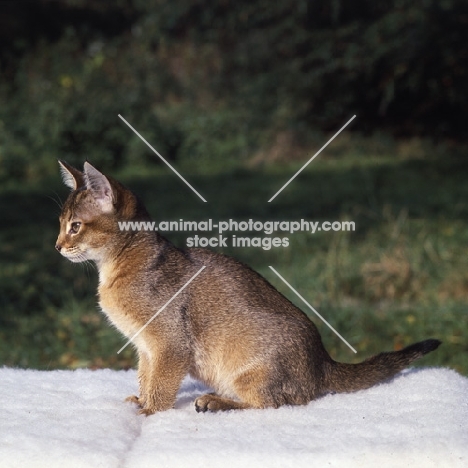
[[0, 367, 466, 468]]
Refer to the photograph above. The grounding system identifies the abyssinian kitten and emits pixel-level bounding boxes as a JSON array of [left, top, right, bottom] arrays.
[[55, 161, 441, 415]]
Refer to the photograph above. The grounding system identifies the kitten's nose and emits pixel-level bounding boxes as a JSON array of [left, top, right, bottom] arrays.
[[55, 244, 62, 252]]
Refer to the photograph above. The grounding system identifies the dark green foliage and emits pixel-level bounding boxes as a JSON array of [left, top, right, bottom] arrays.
[[140, 0, 467, 135], [0, 0, 467, 182], [0, 2, 466, 374]]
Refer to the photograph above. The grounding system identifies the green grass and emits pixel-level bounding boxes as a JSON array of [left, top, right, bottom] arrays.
[[0, 148, 467, 374]]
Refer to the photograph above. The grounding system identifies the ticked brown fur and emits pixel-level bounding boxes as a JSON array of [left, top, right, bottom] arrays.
[[56, 161, 441, 415]]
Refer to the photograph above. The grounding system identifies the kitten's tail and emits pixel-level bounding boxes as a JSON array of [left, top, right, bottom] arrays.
[[324, 339, 441, 393]]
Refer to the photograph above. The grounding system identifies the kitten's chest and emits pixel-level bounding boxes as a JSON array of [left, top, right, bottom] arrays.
[[98, 283, 143, 340]]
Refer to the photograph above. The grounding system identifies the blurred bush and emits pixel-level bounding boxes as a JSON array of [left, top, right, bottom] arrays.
[[0, 0, 466, 182]]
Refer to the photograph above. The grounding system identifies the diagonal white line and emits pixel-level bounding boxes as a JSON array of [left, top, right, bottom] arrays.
[[268, 115, 356, 202], [117, 266, 206, 354], [118, 114, 207, 203], [268, 266, 357, 353]]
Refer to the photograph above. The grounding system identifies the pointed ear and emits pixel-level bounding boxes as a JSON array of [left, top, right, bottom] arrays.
[[83, 161, 115, 213], [58, 160, 85, 191]]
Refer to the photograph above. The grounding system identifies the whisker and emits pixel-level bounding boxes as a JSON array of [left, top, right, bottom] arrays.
[[47, 192, 63, 211], [73, 252, 97, 277], [83, 259, 96, 276]]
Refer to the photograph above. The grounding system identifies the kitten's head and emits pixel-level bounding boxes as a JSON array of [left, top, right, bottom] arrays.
[[55, 161, 149, 263]]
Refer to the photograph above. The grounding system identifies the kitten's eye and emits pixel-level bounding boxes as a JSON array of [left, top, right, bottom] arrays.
[[69, 222, 82, 234]]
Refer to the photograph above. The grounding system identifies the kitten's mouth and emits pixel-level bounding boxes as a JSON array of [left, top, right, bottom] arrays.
[[66, 256, 87, 263], [60, 250, 89, 263]]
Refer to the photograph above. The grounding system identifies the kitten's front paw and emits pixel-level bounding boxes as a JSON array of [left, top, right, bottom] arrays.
[[125, 395, 142, 406], [126, 396, 157, 416], [138, 407, 156, 416]]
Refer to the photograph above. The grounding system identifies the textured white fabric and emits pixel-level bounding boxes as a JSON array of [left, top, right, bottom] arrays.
[[0, 367, 466, 467]]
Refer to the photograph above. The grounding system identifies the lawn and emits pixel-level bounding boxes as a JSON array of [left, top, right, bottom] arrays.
[[0, 149, 467, 374]]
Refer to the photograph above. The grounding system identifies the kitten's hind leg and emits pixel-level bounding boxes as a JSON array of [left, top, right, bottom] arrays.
[[195, 393, 253, 412], [194, 369, 266, 412], [194, 367, 286, 412]]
